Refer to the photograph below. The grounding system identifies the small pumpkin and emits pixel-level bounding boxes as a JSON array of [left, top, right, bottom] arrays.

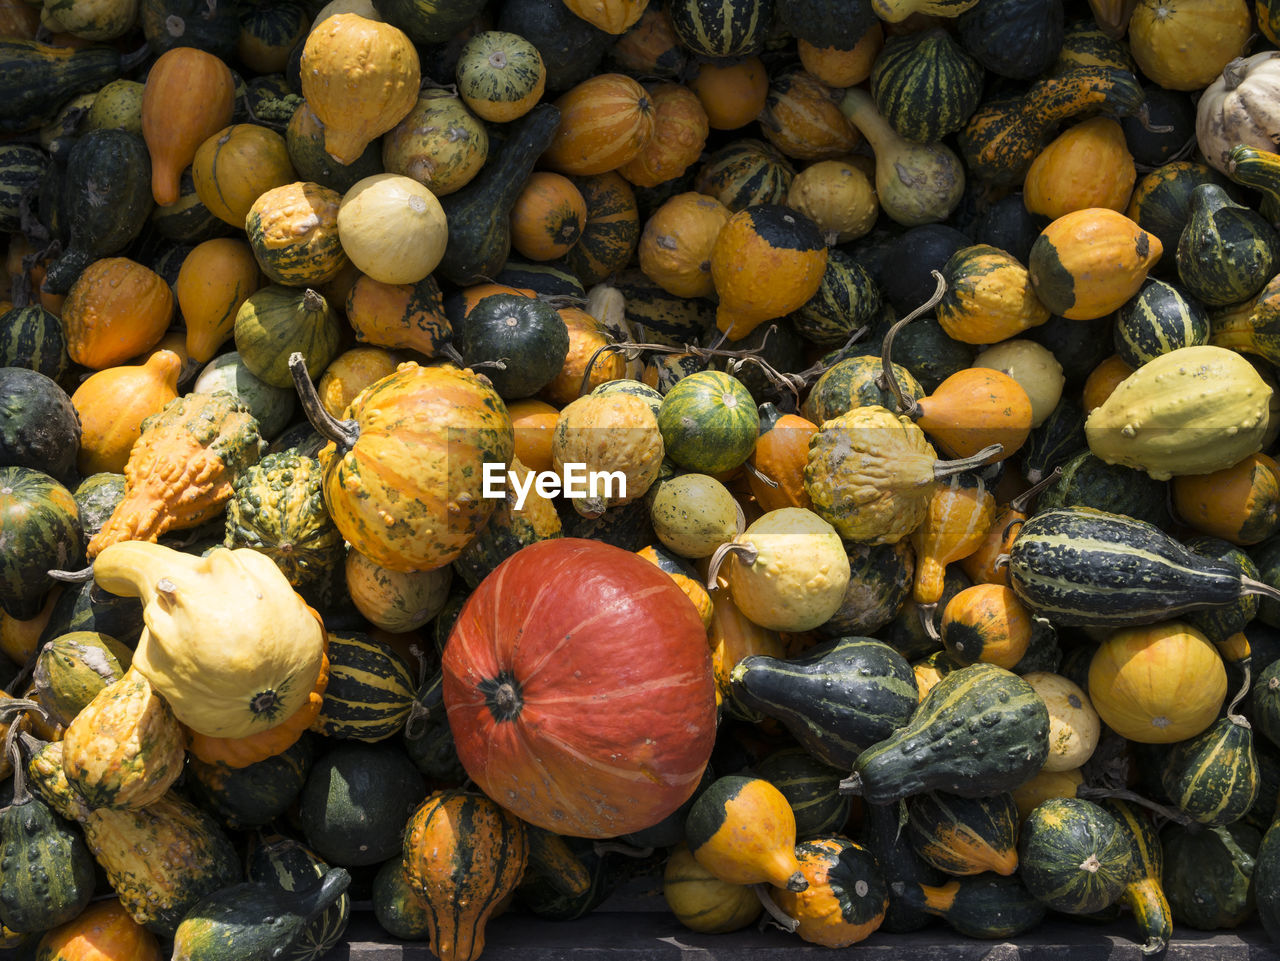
[[71, 350, 182, 476], [936, 245, 1050, 345], [337, 173, 449, 285], [617, 82, 709, 188], [344, 272, 451, 358], [786, 160, 877, 245], [1023, 671, 1101, 773], [940, 583, 1033, 670], [637, 191, 729, 298], [688, 57, 770, 131], [1172, 453, 1280, 546], [542, 73, 655, 176], [1128, 0, 1250, 93], [510, 172, 588, 262], [759, 67, 859, 161], [60, 257, 173, 370], [246, 181, 349, 288], [33, 898, 161, 961], [1023, 116, 1136, 219], [456, 30, 546, 123], [663, 843, 761, 933], [380, 90, 487, 197], [768, 836, 889, 947]]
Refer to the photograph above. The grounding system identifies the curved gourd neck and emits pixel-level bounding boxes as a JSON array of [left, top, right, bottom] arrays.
[[839, 88, 902, 156]]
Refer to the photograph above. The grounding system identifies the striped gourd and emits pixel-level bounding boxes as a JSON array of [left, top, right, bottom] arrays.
[[1177, 183, 1280, 308], [695, 139, 795, 212], [893, 874, 1046, 939], [0, 143, 47, 231], [789, 251, 882, 347], [246, 836, 351, 961], [0, 304, 70, 383], [873, 0, 979, 22], [1161, 709, 1260, 826], [905, 791, 1020, 876], [802, 355, 924, 424], [613, 270, 715, 347], [245, 181, 348, 287], [667, 0, 771, 58], [1101, 799, 1173, 957], [313, 632, 415, 743], [541, 74, 654, 177], [754, 748, 852, 840], [1007, 506, 1280, 627], [870, 29, 983, 144], [1115, 278, 1209, 368], [1018, 797, 1132, 915], [731, 636, 917, 769], [560, 172, 640, 285], [842, 663, 1050, 804], [1126, 162, 1224, 271]]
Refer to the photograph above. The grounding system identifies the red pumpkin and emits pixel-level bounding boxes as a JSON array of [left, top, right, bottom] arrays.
[[442, 538, 717, 838]]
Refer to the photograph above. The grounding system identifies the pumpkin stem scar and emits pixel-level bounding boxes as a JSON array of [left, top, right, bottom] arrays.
[[479, 670, 524, 722]]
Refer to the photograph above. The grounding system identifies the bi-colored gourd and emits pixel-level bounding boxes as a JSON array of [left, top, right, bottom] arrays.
[[686, 775, 807, 891], [1028, 208, 1162, 320], [769, 837, 889, 947]]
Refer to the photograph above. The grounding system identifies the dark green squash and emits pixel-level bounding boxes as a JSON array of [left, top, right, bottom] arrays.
[[906, 791, 1020, 877], [858, 800, 945, 933], [558, 495, 655, 551], [1035, 451, 1167, 528], [493, 260, 587, 299], [841, 663, 1050, 804], [788, 249, 882, 348], [0, 40, 122, 134], [801, 354, 923, 425], [237, 4, 307, 74], [666, 0, 772, 59], [870, 29, 984, 144], [187, 735, 314, 830], [140, 0, 238, 57], [1018, 797, 1133, 915], [0, 144, 49, 233], [371, 856, 430, 941], [516, 835, 661, 920], [1184, 537, 1261, 645], [170, 867, 351, 961], [869, 310, 976, 395], [711, 319, 805, 405], [234, 286, 340, 389], [1100, 798, 1173, 957], [1161, 709, 1260, 827], [1020, 397, 1086, 484], [0, 749, 96, 934], [1255, 819, 1280, 942], [0, 466, 83, 620], [402, 670, 466, 784], [148, 167, 235, 244], [956, 0, 1063, 80], [0, 305, 70, 385], [971, 193, 1044, 267], [314, 632, 416, 744], [496, 0, 610, 92], [729, 636, 917, 770], [1026, 313, 1113, 384], [31, 630, 131, 726], [774, 0, 874, 48], [39, 575, 143, 647], [1161, 821, 1259, 930], [753, 748, 850, 840], [1253, 658, 1280, 752], [1122, 86, 1196, 168], [883, 564, 969, 663], [42, 129, 152, 295], [437, 103, 562, 286], [817, 539, 914, 639], [246, 836, 352, 961], [454, 294, 570, 400], [0, 367, 79, 486], [893, 873, 1047, 938], [694, 139, 794, 213], [285, 102, 384, 194], [656, 369, 758, 474], [1126, 162, 1226, 275], [879, 224, 971, 316], [1177, 183, 1280, 308], [1114, 278, 1209, 368]]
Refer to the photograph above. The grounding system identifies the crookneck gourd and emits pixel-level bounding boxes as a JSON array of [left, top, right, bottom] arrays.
[[89, 539, 328, 740]]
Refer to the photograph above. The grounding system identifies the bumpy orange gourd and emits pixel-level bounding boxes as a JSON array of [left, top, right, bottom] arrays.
[[344, 272, 452, 358], [72, 349, 183, 476], [617, 82, 710, 188], [301, 13, 421, 164], [542, 73, 656, 176], [192, 124, 297, 227], [177, 239, 262, 364], [140, 47, 235, 206], [246, 182, 349, 287], [61, 257, 174, 369], [34, 898, 162, 961]]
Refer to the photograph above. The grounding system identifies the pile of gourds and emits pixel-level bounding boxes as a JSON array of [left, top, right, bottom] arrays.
[[10, 0, 1280, 956]]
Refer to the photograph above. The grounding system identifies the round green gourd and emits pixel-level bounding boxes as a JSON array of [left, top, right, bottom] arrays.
[[1036, 450, 1168, 528], [870, 29, 984, 144], [1177, 183, 1280, 308], [802, 354, 923, 425], [817, 540, 915, 638], [1183, 537, 1260, 644], [313, 633, 416, 744], [1114, 278, 1209, 368], [31, 630, 132, 727], [694, 139, 795, 213], [755, 748, 851, 840], [1161, 712, 1260, 826], [187, 736, 314, 830], [73, 472, 126, 538], [372, 856, 431, 941], [455, 30, 545, 122], [454, 293, 570, 400], [0, 466, 83, 620], [0, 305, 71, 385], [193, 351, 297, 441], [234, 285, 340, 389], [649, 472, 740, 559], [666, 0, 772, 59], [789, 250, 882, 348], [592, 378, 664, 417], [657, 370, 759, 474], [0, 367, 80, 485], [1018, 797, 1133, 915], [1161, 821, 1260, 930]]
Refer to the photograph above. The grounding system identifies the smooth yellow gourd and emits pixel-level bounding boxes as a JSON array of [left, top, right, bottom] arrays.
[[90, 541, 327, 740], [337, 174, 449, 285]]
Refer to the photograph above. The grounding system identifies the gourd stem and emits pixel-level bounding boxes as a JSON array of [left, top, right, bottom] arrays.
[[837, 771, 863, 796], [2, 716, 28, 804], [1076, 786, 1195, 826], [48, 565, 93, 583], [918, 603, 940, 642], [288, 352, 360, 454], [1221, 57, 1248, 91], [734, 499, 747, 539], [0, 698, 44, 721], [1009, 466, 1063, 514], [1134, 101, 1174, 135], [753, 885, 800, 933], [705, 542, 758, 590], [877, 270, 948, 415], [742, 461, 780, 490], [591, 841, 654, 858], [440, 343, 466, 367], [1241, 576, 1280, 603], [1226, 662, 1253, 719], [933, 444, 1005, 479]]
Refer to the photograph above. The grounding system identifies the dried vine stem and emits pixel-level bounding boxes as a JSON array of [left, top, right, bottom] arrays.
[[1075, 786, 1196, 827], [753, 885, 800, 933], [877, 270, 949, 414], [705, 542, 758, 591]]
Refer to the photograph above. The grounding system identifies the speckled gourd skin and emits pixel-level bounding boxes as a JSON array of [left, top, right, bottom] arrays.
[[26, 740, 92, 822], [804, 405, 939, 545], [0, 791, 95, 933], [552, 393, 664, 516], [61, 665, 186, 810]]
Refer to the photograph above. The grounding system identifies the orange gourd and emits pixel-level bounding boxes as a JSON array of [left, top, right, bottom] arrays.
[[759, 68, 859, 161], [561, 0, 648, 33], [33, 898, 161, 961], [959, 468, 1062, 586], [72, 350, 183, 476], [617, 82, 710, 188], [509, 172, 588, 261], [61, 257, 174, 369], [507, 398, 560, 473], [1024, 117, 1136, 219], [192, 123, 297, 227], [541, 307, 625, 405], [543, 73, 656, 176], [317, 346, 400, 418], [1082, 353, 1134, 413], [0, 588, 59, 667], [140, 46, 236, 206], [301, 13, 421, 164], [177, 238, 262, 364], [910, 473, 996, 633], [940, 583, 1033, 669], [710, 204, 828, 340], [637, 191, 730, 298], [344, 272, 452, 357], [746, 404, 817, 512], [689, 57, 769, 130], [707, 589, 786, 713], [185, 647, 329, 768], [797, 23, 883, 87], [1172, 452, 1280, 545]]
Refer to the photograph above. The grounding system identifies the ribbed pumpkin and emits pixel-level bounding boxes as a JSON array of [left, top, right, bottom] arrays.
[[192, 124, 297, 228], [1024, 117, 1136, 219], [61, 257, 173, 370], [313, 631, 415, 742], [140, 46, 235, 206], [759, 68, 858, 161], [710, 204, 827, 340], [617, 83, 709, 188], [246, 182, 349, 287], [688, 56, 770, 130], [542, 73, 655, 176], [696, 138, 795, 211], [300, 13, 420, 165], [177, 238, 262, 364], [442, 538, 716, 838], [235, 285, 341, 388], [510, 172, 588, 262], [455, 30, 546, 123], [638, 192, 730, 298], [667, 0, 772, 58]]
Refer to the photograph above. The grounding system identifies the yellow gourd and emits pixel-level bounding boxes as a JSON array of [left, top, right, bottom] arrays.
[[176, 238, 262, 364]]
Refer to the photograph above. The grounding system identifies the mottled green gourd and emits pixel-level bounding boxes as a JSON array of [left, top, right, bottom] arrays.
[[171, 868, 352, 961], [1177, 183, 1280, 308], [224, 451, 344, 592], [1018, 797, 1133, 915], [246, 837, 351, 961], [1114, 278, 1210, 368], [1161, 703, 1260, 826], [32, 630, 133, 726], [1161, 821, 1260, 930], [870, 29, 984, 144]]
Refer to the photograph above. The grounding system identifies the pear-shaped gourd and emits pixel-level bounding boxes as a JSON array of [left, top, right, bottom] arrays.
[[171, 868, 351, 961], [1085, 345, 1272, 480], [1161, 686, 1260, 826], [1177, 183, 1280, 308], [686, 775, 808, 891], [89, 540, 327, 740], [708, 507, 850, 632]]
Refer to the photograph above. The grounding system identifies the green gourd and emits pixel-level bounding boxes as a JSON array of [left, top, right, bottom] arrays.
[[234, 286, 340, 389], [0, 40, 123, 134], [1018, 797, 1133, 915], [893, 874, 1047, 938], [1161, 821, 1260, 930], [1100, 799, 1173, 957], [246, 836, 351, 961], [1161, 707, 1260, 826], [1177, 183, 1280, 308]]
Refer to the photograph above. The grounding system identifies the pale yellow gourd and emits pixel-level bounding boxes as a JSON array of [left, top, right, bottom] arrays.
[[551, 392, 665, 517], [300, 14, 421, 165], [90, 541, 327, 739], [1022, 671, 1101, 773], [337, 174, 448, 284]]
